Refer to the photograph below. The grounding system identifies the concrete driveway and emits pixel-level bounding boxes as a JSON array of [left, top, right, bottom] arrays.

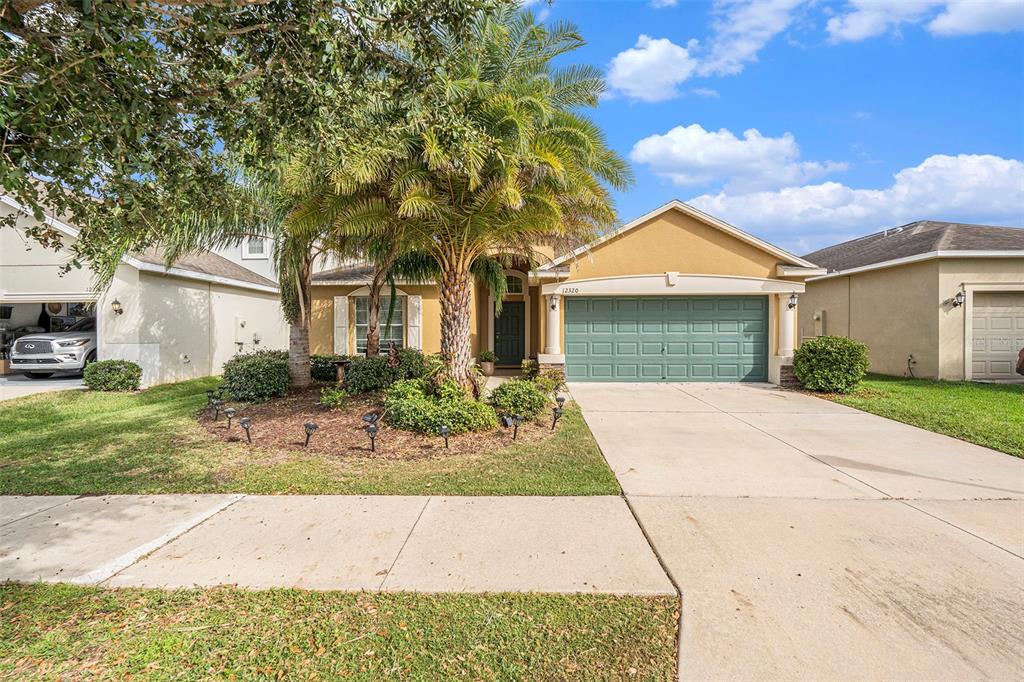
[[571, 382, 1024, 680], [0, 374, 84, 402]]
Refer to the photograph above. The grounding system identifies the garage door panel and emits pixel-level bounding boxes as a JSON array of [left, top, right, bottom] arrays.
[[564, 296, 768, 382], [971, 291, 1024, 381]]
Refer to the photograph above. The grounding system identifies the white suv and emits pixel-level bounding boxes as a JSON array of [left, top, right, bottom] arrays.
[[10, 317, 98, 379]]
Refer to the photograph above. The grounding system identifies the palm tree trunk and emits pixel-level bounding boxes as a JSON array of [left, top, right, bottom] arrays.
[[365, 272, 384, 357], [439, 260, 474, 387], [288, 256, 313, 387]]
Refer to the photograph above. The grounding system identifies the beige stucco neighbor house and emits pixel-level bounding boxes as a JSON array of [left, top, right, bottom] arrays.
[[311, 200, 825, 384], [1, 197, 289, 387], [800, 221, 1024, 382]]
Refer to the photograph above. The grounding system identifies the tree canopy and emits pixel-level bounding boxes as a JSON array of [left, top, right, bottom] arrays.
[[0, 0, 502, 277]]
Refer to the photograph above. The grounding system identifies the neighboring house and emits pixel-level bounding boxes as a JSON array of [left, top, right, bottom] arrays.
[[310, 200, 825, 384], [800, 221, 1024, 382], [1, 197, 289, 386]]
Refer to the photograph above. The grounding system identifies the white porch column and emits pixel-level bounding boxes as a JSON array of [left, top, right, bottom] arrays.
[[544, 293, 561, 354], [778, 293, 795, 357]]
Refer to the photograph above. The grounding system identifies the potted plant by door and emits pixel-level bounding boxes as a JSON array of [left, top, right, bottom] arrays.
[[478, 350, 497, 376]]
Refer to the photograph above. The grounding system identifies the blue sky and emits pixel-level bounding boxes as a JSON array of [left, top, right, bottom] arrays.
[[530, 0, 1024, 254]]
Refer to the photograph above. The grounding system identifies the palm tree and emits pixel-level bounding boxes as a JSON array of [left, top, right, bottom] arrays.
[[160, 165, 357, 387], [387, 9, 626, 382], [384, 9, 632, 385]]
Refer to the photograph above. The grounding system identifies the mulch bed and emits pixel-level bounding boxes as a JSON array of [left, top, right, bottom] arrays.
[[197, 386, 555, 461]]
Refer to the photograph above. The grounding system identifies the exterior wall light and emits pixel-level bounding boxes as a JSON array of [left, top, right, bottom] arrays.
[[787, 293, 798, 310], [952, 290, 966, 307], [110, 299, 124, 315]]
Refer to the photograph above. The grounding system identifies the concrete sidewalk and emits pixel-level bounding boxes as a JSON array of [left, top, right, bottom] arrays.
[[0, 494, 674, 595]]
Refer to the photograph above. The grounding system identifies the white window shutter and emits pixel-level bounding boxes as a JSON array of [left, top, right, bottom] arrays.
[[333, 296, 349, 355], [408, 294, 422, 350]]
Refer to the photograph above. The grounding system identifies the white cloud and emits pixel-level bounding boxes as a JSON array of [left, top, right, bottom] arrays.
[[688, 154, 1024, 251], [697, 0, 806, 76], [929, 0, 1024, 35], [607, 36, 698, 102], [691, 87, 721, 98], [827, 0, 1024, 42], [630, 123, 847, 192], [651, 0, 678, 7]]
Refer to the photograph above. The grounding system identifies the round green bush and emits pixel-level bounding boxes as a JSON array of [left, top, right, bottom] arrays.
[[793, 335, 870, 393], [489, 378, 548, 418], [344, 349, 429, 394], [83, 359, 142, 392], [222, 349, 291, 403], [384, 378, 498, 434]]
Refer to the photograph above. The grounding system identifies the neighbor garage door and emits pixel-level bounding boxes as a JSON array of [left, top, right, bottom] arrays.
[[972, 291, 1024, 381], [564, 296, 768, 382]]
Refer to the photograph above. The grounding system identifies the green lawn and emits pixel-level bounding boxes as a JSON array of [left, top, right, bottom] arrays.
[[829, 374, 1024, 457], [0, 379, 620, 495], [0, 584, 678, 680]]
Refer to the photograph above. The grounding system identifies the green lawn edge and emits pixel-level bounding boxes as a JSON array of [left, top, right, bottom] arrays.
[[0, 378, 621, 496], [0, 583, 678, 681], [826, 374, 1023, 457]]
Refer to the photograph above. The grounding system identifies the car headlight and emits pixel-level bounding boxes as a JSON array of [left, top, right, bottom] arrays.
[[56, 338, 90, 347]]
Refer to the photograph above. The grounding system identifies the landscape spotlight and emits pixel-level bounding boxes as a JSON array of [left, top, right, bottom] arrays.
[[439, 425, 451, 449], [502, 414, 523, 440], [224, 407, 237, 428], [555, 395, 566, 408], [239, 417, 252, 443], [362, 412, 380, 425], [366, 422, 379, 452], [216, 387, 226, 400], [206, 388, 215, 404], [211, 398, 224, 421], [551, 406, 564, 430], [303, 421, 318, 448]]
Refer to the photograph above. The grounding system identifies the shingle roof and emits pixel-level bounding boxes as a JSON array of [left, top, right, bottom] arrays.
[[312, 264, 376, 283], [133, 247, 278, 289], [803, 221, 1024, 271]]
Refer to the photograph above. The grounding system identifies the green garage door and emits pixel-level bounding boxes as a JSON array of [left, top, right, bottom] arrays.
[[564, 296, 768, 382]]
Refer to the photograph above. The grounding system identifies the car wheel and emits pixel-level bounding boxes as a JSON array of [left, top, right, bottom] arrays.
[[27, 372, 55, 379], [83, 351, 97, 369]]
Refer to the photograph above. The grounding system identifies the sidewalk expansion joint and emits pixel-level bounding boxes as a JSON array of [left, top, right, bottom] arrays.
[[378, 496, 431, 591], [75, 494, 245, 586]]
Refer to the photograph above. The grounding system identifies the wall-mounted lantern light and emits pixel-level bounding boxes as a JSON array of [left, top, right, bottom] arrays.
[[787, 293, 798, 310], [952, 290, 966, 307], [110, 299, 124, 315]]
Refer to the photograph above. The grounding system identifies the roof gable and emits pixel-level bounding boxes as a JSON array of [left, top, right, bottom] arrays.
[[539, 200, 815, 270]]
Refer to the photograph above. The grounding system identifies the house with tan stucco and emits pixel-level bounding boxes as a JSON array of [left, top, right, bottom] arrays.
[[800, 221, 1024, 382], [311, 200, 826, 384]]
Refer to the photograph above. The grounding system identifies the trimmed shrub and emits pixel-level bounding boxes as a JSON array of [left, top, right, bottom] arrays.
[[344, 348, 430, 394], [83, 359, 142, 392], [345, 356, 399, 394], [310, 354, 348, 382], [520, 358, 539, 379], [222, 349, 290, 403], [490, 378, 548, 418], [533, 368, 566, 396], [319, 386, 349, 409], [384, 378, 498, 434], [793, 335, 870, 393]]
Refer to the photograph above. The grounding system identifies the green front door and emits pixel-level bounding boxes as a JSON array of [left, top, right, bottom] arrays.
[[494, 300, 526, 366], [564, 296, 768, 382]]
